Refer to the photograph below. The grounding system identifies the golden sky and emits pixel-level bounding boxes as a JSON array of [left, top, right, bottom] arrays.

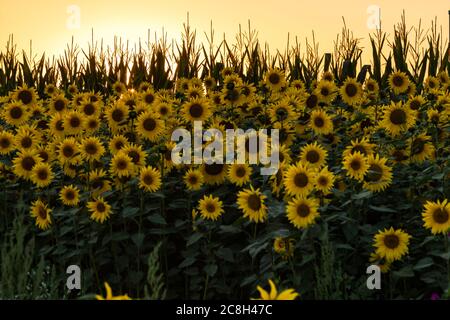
[[1, 0, 449, 62]]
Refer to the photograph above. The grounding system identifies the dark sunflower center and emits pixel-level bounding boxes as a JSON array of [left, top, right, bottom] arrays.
[[38, 206, 47, 219], [143, 174, 153, 185], [62, 145, 74, 158], [189, 103, 204, 118], [367, 83, 375, 91], [96, 202, 106, 213], [204, 164, 224, 176], [88, 119, 98, 129], [383, 235, 399, 249], [276, 108, 288, 120], [247, 194, 261, 211], [159, 106, 168, 115], [37, 168, 48, 180], [21, 137, 32, 148], [393, 150, 407, 162], [117, 159, 128, 170], [83, 103, 95, 115], [0, 137, 11, 148], [389, 109, 407, 125], [432, 208, 449, 224], [345, 83, 357, 97], [125, 99, 135, 108], [22, 156, 36, 171], [306, 150, 320, 163], [188, 175, 198, 184], [321, 87, 330, 96], [313, 116, 325, 128], [392, 75, 404, 87], [318, 176, 328, 186], [70, 116, 81, 128], [143, 118, 156, 131], [366, 164, 383, 182], [65, 190, 75, 200], [114, 140, 124, 151], [18, 90, 33, 104], [268, 73, 281, 85], [297, 203, 310, 217], [235, 166, 246, 178], [56, 120, 64, 131], [38, 151, 48, 162], [294, 173, 308, 188], [206, 203, 216, 213], [92, 179, 104, 190], [350, 159, 361, 171], [112, 109, 124, 122], [144, 94, 155, 104], [85, 143, 98, 155], [54, 100, 65, 111], [10, 106, 23, 119]]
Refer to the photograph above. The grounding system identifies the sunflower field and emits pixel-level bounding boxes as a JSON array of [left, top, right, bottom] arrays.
[[0, 18, 449, 300]]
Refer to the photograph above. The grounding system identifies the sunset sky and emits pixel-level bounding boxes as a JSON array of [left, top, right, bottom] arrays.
[[1, 0, 449, 62]]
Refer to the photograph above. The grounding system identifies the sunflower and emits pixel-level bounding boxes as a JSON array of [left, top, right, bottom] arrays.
[[273, 237, 295, 259], [201, 163, 227, 185], [0, 130, 15, 154], [30, 162, 53, 188], [108, 134, 129, 154], [135, 111, 164, 142], [87, 197, 112, 223], [315, 80, 337, 104], [12, 85, 37, 106], [183, 168, 204, 191], [58, 137, 80, 164], [314, 167, 335, 195], [89, 169, 112, 196], [425, 76, 440, 91], [254, 279, 299, 300], [406, 95, 425, 111], [389, 146, 409, 164], [48, 113, 66, 138], [110, 151, 134, 178], [283, 163, 315, 197], [427, 108, 442, 124], [228, 163, 252, 187], [182, 98, 212, 122], [49, 94, 69, 114], [198, 194, 224, 221], [304, 93, 319, 109], [80, 136, 105, 162], [340, 77, 363, 106], [237, 186, 268, 223], [2, 101, 30, 126], [380, 102, 416, 136], [112, 81, 127, 95], [300, 142, 327, 169], [369, 253, 392, 273], [30, 199, 52, 230], [85, 117, 101, 133], [264, 68, 286, 91], [44, 84, 58, 97], [364, 78, 380, 97], [409, 133, 435, 163], [363, 154, 393, 192], [95, 282, 131, 300], [153, 102, 173, 119], [342, 151, 368, 181], [374, 227, 411, 262], [343, 137, 375, 158], [388, 71, 410, 94], [12, 150, 40, 179], [139, 89, 156, 105], [139, 166, 161, 192], [105, 102, 129, 131], [286, 196, 320, 229], [309, 109, 333, 135], [63, 111, 85, 135], [122, 143, 147, 169], [269, 102, 296, 123], [59, 185, 80, 206], [422, 199, 450, 235], [67, 84, 78, 96], [78, 100, 101, 118]]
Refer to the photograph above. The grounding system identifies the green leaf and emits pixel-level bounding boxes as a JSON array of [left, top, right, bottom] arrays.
[[216, 248, 234, 262], [186, 232, 203, 246], [393, 266, 414, 278], [148, 213, 167, 225], [131, 233, 145, 247], [413, 257, 434, 270], [204, 264, 218, 277], [179, 257, 196, 268], [368, 205, 397, 213], [351, 190, 372, 200]]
